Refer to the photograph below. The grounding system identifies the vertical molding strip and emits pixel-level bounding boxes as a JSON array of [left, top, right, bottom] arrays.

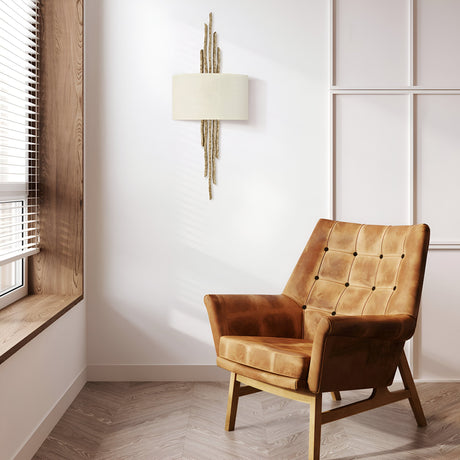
[[409, 0, 416, 374], [409, 93, 415, 227], [409, 0, 415, 87], [329, 0, 336, 219], [330, 0, 335, 88], [330, 94, 335, 220], [408, 91, 416, 371]]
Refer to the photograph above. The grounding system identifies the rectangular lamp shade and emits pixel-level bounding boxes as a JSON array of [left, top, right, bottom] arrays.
[[172, 74, 248, 120]]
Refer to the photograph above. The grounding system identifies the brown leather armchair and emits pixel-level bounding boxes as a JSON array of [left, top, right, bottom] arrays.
[[205, 219, 430, 460]]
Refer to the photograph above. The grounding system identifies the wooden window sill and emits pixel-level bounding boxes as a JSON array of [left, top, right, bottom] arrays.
[[0, 294, 83, 364]]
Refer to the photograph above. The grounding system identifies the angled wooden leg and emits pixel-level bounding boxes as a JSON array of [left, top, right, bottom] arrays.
[[225, 372, 240, 431], [309, 393, 322, 460], [331, 391, 341, 401], [398, 350, 427, 427]]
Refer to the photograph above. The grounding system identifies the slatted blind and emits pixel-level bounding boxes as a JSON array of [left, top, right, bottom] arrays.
[[0, 0, 39, 266]]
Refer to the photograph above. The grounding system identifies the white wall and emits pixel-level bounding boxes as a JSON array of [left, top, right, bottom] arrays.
[[85, 0, 329, 371], [0, 301, 86, 460], [85, 0, 460, 381]]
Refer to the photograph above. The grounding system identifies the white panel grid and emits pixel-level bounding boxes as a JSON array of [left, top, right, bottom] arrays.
[[330, 0, 460, 250], [331, 0, 460, 373]]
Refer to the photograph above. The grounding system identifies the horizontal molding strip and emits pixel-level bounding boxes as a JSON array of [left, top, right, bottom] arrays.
[[331, 87, 460, 93], [429, 243, 460, 250]]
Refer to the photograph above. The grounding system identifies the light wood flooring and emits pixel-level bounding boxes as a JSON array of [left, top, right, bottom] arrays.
[[33, 381, 460, 459]]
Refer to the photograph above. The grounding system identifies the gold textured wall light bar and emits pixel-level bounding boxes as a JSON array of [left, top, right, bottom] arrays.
[[173, 13, 248, 199]]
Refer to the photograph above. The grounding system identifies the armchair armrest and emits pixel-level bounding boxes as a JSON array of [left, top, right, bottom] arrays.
[[204, 294, 302, 354], [308, 314, 416, 393], [316, 314, 416, 341]]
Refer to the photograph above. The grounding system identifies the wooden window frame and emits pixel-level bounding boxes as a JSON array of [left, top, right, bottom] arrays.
[[0, 0, 84, 364]]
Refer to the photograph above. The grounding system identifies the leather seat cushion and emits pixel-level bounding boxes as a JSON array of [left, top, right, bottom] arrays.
[[219, 336, 313, 379]]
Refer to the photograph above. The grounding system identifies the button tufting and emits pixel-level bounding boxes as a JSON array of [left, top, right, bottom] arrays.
[[315, 275, 319, 280], [345, 282, 349, 287], [353, 252, 358, 256], [372, 286, 376, 291], [401, 254, 405, 259], [302, 305, 307, 310], [331, 311, 336, 316], [379, 254, 383, 259], [324, 247, 329, 252], [393, 286, 397, 290]]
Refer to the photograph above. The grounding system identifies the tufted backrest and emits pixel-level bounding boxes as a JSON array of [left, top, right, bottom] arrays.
[[283, 219, 430, 341]]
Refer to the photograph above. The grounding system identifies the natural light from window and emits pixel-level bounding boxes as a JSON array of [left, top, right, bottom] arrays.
[[0, 0, 40, 308]]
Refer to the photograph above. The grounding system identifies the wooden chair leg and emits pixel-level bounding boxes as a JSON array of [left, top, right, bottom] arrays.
[[225, 372, 240, 431], [308, 393, 322, 460], [331, 391, 341, 401], [398, 350, 427, 427]]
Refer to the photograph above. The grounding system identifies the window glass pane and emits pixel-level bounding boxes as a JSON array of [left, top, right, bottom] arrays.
[[0, 200, 25, 255], [0, 200, 24, 297], [0, 260, 22, 295]]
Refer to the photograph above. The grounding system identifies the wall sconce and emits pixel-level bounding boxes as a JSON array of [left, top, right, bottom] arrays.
[[173, 13, 248, 199]]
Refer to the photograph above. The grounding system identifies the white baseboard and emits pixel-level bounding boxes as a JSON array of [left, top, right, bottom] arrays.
[[87, 364, 229, 382], [13, 368, 87, 460]]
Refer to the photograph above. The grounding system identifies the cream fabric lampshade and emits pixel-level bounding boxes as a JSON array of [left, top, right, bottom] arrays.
[[172, 74, 248, 120]]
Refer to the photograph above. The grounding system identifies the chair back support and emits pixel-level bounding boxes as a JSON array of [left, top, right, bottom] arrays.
[[283, 219, 430, 340]]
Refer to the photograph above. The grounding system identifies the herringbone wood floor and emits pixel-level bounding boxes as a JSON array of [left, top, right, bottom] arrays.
[[33, 381, 460, 459]]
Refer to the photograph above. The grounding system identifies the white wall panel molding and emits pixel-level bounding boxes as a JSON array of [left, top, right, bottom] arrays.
[[409, 0, 415, 86], [331, 89, 460, 94], [429, 244, 460, 250], [330, 0, 460, 250], [330, 0, 460, 379]]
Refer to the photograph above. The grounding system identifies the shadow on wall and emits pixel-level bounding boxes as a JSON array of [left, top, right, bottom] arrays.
[[248, 78, 266, 128], [86, 295, 212, 364], [86, 233, 276, 364]]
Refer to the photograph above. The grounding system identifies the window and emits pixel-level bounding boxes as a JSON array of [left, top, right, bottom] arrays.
[[0, 0, 40, 309], [0, 0, 83, 363]]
